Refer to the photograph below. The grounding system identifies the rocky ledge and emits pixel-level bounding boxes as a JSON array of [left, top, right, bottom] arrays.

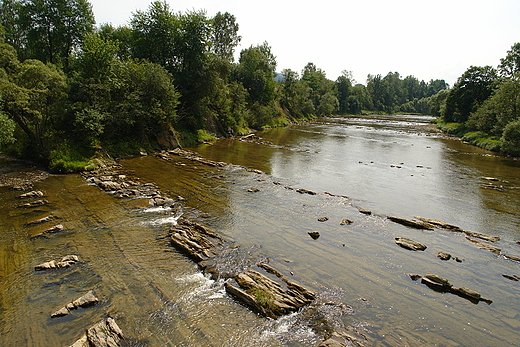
[[168, 218, 317, 319]]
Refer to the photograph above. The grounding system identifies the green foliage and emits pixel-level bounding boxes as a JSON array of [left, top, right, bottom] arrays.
[[48, 141, 92, 173], [501, 119, 520, 156], [499, 43, 520, 78], [0, 111, 15, 147], [444, 66, 498, 123], [16, 0, 95, 67], [210, 12, 241, 62], [0, 52, 68, 154], [196, 129, 216, 142], [467, 76, 520, 136], [435, 120, 467, 135]]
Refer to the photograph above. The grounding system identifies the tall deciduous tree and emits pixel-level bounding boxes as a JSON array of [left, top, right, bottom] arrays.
[[19, 0, 95, 67], [444, 66, 498, 123], [498, 42, 520, 78], [211, 11, 240, 62]]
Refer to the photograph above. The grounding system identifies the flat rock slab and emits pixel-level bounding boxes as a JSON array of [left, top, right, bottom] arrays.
[[51, 290, 99, 318], [387, 216, 433, 230], [414, 216, 463, 232], [395, 237, 427, 251], [69, 317, 125, 347]]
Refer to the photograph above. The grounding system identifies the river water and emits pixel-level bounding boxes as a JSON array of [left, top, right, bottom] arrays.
[[1, 115, 519, 346]]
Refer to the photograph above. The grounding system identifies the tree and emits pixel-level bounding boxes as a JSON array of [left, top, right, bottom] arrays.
[[19, 0, 95, 67], [0, 110, 16, 147], [210, 12, 241, 62], [234, 42, 277, 105], [467, 76, 520, 136], [498, 42, 520, 78], [501, 119, 520, 156], [444, 66, 498, 123], [0, 56, 68, 153], [301, 63, 338, 115], [130, 1, 178, 67], [336, 71, 353, 114]]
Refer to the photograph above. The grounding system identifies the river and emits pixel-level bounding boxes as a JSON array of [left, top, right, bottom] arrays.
[[1, 114, 519, 346]]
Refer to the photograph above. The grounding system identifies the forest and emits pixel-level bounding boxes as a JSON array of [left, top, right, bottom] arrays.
[[0, 0, 519, 172]]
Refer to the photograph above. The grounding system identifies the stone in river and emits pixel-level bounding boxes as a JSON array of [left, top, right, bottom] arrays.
[[308, 231, 320, 240], [395, 237, 427, 251]]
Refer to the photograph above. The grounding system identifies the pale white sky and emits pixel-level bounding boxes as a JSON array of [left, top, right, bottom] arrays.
[[89, 0, 520, 86]]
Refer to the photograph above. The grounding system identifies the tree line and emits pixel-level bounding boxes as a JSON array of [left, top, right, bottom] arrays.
[[4, 0, 515, 172], [428, 43, 520, 156]]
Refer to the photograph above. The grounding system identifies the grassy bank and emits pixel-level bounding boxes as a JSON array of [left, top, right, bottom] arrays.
[[434, 119, 502, 152]]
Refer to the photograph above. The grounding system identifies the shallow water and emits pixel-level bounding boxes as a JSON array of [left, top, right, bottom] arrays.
[[1, 115, 519, 346]]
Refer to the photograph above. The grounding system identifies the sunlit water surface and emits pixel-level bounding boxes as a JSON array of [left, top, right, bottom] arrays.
[[1, 115, 519, 346]]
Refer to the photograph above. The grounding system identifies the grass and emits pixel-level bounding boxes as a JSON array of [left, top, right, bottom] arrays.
[[435, 119, 503, 153]]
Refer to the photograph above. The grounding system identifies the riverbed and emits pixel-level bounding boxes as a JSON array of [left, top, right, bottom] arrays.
[[1, 115, 519, 346]]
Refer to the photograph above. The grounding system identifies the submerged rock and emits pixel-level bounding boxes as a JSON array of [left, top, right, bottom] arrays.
[[26, 214, 55, 226], [51, 290, 99, 318], [464, 230, 500, 242], [69, 317, 125, 347], [318, 217, 329, 222], [35, 255, 79, 270], [395, 237, 427, 251], [17, 199, 48, 208], [18, 190, 44, 198], [437, 251, 452, 261], [317, 338, 348, 347], [30, 224, 65, 239], [466, 237, 501, 254]]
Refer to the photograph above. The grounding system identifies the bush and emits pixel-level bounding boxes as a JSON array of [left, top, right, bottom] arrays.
[[501, 120, 520, 156]]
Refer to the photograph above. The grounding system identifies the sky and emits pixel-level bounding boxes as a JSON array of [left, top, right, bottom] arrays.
[[88, 0, 520, 86]]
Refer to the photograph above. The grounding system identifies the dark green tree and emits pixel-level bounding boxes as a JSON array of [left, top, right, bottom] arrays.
[[444, 66, 498, 123], [498, 42, 520, 78], [210, 11, 241, 62], [18, 0, 95, 67], [467, 75, 520, 136]]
